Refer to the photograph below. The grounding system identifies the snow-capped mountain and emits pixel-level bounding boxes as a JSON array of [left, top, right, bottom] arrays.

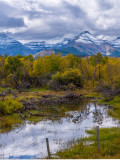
[[25, 41, 55, 52], [53, 38, 72, 49], [74, 31, 104, 45], [111, 37, 120, 48], [26, 31, 120, 57], [0, 34, 18, 48], [1, 31, 120, 57], [68, 31, 119, 57], [0, 34, 34, 56], [25, 38, 72, 51]]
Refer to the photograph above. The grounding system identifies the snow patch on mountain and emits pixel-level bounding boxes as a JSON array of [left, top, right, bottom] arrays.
[[74, 31, 104, 45], [0, 34, 34, 56], [25, 38, 72, 51], [111, 37, 120, 48], [0, 34, 19, 48]]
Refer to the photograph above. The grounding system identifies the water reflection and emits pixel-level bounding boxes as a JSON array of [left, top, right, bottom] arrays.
[[0, 99, 119, 159]]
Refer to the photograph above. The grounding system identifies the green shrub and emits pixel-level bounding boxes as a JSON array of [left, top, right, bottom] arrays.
[[115, 78, 120, 89], [0, 102, 6, 114], [0, 100, 22, 115], [52, 69, 84, 88]]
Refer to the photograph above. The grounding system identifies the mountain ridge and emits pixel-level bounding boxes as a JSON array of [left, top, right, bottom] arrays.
[[0, 33, 34, 56], [25, 31, 120, 57], [1, 31, 120, 57]]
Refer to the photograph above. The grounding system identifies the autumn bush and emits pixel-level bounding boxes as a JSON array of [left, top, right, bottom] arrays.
[[52, 69, 84, 88], [0, 100, 22, 115]]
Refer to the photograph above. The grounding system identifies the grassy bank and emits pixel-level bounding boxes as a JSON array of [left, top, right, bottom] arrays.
[[99, 96, 120, 121], [57, 127, 120, 159], [0, 87, 100, 102], [0, 99, 23, 133], [0, 114, 23, 133]]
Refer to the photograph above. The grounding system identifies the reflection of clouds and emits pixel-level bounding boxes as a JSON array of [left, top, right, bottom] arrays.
[[0, 103, 119, 159]]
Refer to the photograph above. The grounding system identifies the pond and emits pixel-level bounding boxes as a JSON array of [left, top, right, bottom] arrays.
[[0, 99, 119, 159]]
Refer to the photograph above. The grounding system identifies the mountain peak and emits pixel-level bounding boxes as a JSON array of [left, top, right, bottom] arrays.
[[63, 38, 71, 41], [80, 31, 91, 35], [0, 33, 8, 38]]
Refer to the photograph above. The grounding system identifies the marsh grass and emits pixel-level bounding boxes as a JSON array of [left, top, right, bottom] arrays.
[[99, 96, 120, 120], [0, 113, 23, 133], [57, 127, 120, 159], [27, 87, 49, 92]]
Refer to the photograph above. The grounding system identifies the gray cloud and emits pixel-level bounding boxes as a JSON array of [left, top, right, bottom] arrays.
[[0, 2, 25, 28], [97, 0, 113, 10], [0, 12, 25, 28]]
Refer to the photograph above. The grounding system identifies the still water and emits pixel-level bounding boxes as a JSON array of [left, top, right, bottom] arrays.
[[0, 99, 119, 159]]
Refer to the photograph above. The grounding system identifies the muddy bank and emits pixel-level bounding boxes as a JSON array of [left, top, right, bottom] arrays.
[[21, 93, 83, 110]]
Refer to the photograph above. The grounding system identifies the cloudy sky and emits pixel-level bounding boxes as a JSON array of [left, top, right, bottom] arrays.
[[0, 0, 120, 43]]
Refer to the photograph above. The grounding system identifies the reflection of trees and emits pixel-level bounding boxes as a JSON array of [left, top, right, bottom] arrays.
[[70, 101, 104, 125], [51, 118, 63, 124], [36, 100, 104, 125], [93, 102, 103, 124], [38, 101, 92, 124], [72, 104, 90, 124]]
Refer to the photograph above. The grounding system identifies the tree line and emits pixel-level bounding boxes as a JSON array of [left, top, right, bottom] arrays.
[[0, 53, 120, 90]]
